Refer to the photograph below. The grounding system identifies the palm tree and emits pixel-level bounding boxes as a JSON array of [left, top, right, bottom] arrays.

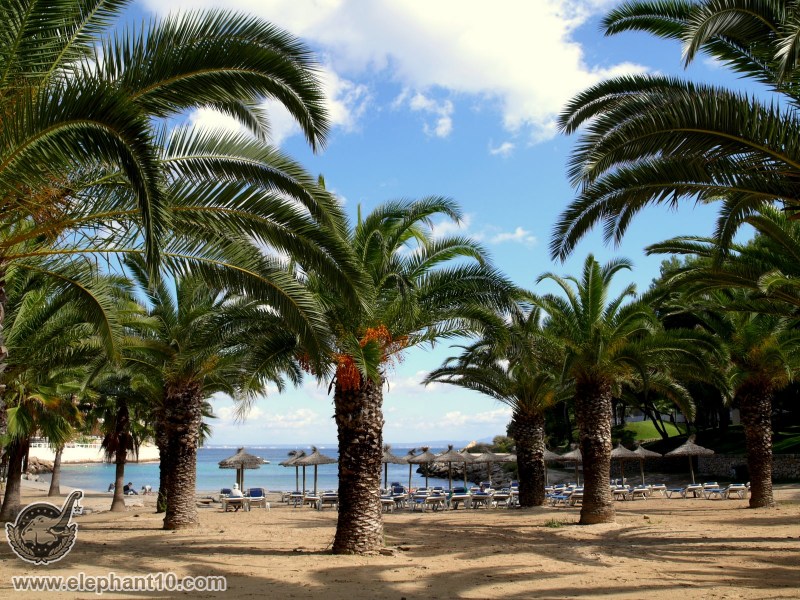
[[125, 261, 302, 529], [425, 298, 565, 506], [0, 266, 118, 520], [551, 0, 800, 261], [0, 1, 335, 445], [534, 255, 716, 524], [672, 295, 800, 508], [305, 198, 514, 553]]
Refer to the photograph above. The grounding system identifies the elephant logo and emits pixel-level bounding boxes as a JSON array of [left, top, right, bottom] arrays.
[[5, 490, 83, 565]]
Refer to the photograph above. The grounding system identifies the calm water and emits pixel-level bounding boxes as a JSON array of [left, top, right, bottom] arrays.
[[54, 446, 451, 493]]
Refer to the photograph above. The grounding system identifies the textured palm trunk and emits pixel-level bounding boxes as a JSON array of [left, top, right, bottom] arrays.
[[0, 263, 8, 442], [163, 380, 202, 530], [48, 445, 64, 497], [155, 418, 169, 513], [574, 377, 614, 524], [508, 409, 546, 506], [109, 445, 128, 512], [738, 381, 775, 508], [0, 437, 28, 522], [332, 376, 384, 554]]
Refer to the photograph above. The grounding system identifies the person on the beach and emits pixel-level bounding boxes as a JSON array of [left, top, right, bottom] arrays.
[[108, 483, 115, 492], [230, 483, 244, 498], [123, 482, 138, 495], [141, 484, 152, 495]]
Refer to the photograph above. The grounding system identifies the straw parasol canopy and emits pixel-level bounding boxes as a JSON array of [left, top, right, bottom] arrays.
[[279, 450, 306, 492], [218, 447, 268, 490], [408, 447, 438, 489], [472, 451, 512, 487], [433, 445, 474, 491], [296, 447, 337, 495], [610, 443, 639, 484], [633, 444, 662, 486], [559, 446, 583, 485], [666, 436, 714, 483], [382, 445, 408, 489]]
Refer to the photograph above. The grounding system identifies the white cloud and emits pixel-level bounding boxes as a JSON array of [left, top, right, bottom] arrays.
[[442, 408, 512, 427], [398, 91, 454, 138], [490, 227, 537, 246], [429, 214, 472, 240], [142, 0, 644, 143], [489, 141, 515, 157]]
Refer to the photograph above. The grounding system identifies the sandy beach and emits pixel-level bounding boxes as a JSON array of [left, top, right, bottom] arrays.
[[3, 482, 799, 599]]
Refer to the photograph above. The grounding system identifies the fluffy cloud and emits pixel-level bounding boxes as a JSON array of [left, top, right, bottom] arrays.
[[442, 408, 513, 427], [490, 227, 537, 246], [489, 141, 515, 157], [142, 0, 643, 143]]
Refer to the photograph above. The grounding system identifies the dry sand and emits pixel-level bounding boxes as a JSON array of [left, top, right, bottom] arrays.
[[2, 483, 799, 599]]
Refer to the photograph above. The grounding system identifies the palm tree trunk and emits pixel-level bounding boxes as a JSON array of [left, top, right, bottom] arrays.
[[738, 382, 775, 508], [508, 409, 546, 506], [155, 418, 169, 513], [48, 445, 64, 497], [0, 437, 28, 522], [574, 377, 614, 524], [162, 380, 202, 530], [110, 445, 128, 512], [332, 376, 384, 554]]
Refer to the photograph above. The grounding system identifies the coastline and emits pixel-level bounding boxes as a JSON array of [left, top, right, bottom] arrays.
[[28, 443, 160, 465]]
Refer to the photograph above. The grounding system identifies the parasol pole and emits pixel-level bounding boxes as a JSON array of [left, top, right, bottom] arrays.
[[689, 456, 695, 484], [384, 463, 389, 490], [408, 463, 412, 492], [314, 465, 318, 496], [302, 465, 307, 492], [640, 459, 645, 486]]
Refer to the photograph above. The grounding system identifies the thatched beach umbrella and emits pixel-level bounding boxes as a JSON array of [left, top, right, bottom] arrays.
[[543, 448, 562, 486], [218, 447, 268, 490], [296, 447, 337, 495], [560, 446, 583, 485], [633, 444, 662, 486], [408, 447, 437, 489], [472, 451, 513, 487], [666, 436, 714, 484], [382, 445, 408, 490], [279, 450, 306, 492], [610, 443, 639, 484], [434, 445, 474, 491]]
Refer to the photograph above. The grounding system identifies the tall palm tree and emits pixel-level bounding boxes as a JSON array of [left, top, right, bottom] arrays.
[[551, 0, 800, 261], [667, 293, 800, 508], [425, 299, 565, 506], [0, 0, 335, 443], [305, 198, 514, 553], [0, 266, 120, 520], [534, 255, 716, 524], [125, 261, 302, 529]]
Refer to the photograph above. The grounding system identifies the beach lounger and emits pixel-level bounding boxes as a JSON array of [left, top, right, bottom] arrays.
[[222, 496, 249, 512], [320, 492, 339, 510], [303, 494, 321, 509], [246, 487, 269, 510], [380, 496, 396, 512]]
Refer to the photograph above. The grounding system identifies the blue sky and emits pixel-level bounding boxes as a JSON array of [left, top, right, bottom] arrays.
[[132, 0, 760, 445]]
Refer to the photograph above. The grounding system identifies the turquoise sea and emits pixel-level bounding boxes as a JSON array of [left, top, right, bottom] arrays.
[[53, 445, 451, 493]]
